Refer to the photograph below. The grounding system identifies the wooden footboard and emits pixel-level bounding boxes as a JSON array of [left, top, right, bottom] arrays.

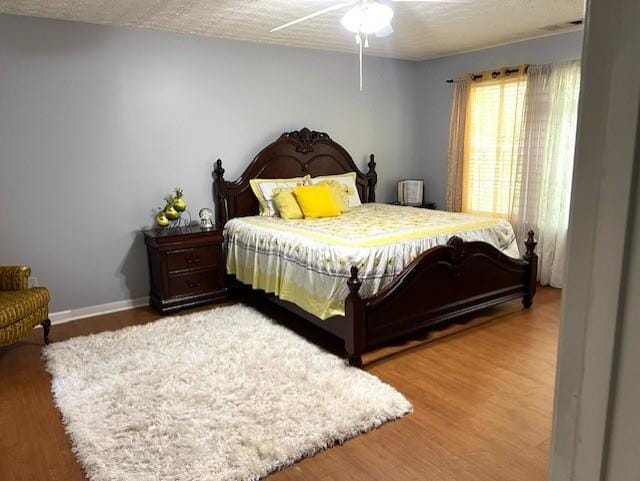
[[345, 231, 538, 366]]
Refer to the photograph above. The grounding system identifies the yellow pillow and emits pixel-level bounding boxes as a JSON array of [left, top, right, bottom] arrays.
[[293, 184, 341, 219], [310, 172, 361, 208], [249, 175, 310, 216], [318, 180, 350, 213], [272, 190, 303, 220]]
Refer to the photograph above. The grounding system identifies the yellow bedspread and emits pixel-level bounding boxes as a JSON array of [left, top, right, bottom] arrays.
[[225, 203, 519, 320]]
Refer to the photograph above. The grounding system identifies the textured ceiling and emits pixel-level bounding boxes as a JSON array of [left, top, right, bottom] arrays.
[[0, 0, 584, 61]]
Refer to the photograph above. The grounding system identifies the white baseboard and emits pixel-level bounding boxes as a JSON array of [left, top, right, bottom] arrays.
[[49, 297, 149, 325]]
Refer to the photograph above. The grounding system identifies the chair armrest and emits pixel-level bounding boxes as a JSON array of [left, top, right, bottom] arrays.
[[0, 265, 31, 291]]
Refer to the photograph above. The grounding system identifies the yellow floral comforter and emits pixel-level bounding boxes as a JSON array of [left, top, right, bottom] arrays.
[[224, 203, 519, 320]]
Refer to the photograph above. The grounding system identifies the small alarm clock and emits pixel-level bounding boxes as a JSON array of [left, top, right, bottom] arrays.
[[199, 208, 214, 229]]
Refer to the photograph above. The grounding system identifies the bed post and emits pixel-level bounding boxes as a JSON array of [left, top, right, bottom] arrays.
[[523, 230, 538, 308], [367, 154, 377, 203], [213, 158, 227, 228], [345, 266, 366, 367]]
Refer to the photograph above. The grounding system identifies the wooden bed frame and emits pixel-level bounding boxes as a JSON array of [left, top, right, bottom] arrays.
[[213, 127, 538, 366]]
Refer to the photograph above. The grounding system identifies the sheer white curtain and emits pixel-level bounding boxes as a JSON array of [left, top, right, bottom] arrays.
[[510, 60, 581, 287]]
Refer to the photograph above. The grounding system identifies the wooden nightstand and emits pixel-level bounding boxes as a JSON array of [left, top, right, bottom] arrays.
[[143, 226, 227, 313]]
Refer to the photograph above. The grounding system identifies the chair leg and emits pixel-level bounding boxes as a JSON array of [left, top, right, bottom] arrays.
[[41, 318, 51, 345]]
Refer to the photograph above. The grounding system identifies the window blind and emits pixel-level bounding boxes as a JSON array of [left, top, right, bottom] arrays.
[[462, 76, 527, 217]]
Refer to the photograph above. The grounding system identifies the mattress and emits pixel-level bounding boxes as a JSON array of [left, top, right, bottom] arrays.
[[224, 203, 519, 320]]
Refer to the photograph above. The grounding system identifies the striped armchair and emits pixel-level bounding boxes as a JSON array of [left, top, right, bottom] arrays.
[[0, 266, 51, 346]]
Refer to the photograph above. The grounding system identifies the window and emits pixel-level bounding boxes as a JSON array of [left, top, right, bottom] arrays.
[[462, 75, 527, 217], [447, 61, 581, 286]]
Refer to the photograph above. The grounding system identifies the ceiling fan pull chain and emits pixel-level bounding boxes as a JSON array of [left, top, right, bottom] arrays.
[[359, 36, 363, 91]]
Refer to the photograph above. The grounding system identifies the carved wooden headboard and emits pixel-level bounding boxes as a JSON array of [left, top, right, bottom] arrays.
[[212, 128, 377, 227]]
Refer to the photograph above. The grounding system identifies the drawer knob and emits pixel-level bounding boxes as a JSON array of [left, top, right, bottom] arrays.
[[186, 280, 201, 288], [186, 256, 201, 264]]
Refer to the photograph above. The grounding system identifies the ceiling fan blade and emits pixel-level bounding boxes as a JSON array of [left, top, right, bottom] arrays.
[[374, 24, 394, 37], [269, 1, 355, 33]]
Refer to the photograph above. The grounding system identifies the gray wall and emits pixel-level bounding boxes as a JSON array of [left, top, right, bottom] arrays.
[[417, 31, 584, 207], [0, 14, 583, 314], [0, 14, 421, 312]]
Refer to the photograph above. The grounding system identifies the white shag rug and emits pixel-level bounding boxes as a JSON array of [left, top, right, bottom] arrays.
[[43, 304, 411, 481]]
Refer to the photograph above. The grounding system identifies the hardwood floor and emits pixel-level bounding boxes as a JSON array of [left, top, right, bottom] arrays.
[[0, 288, 561, 481]]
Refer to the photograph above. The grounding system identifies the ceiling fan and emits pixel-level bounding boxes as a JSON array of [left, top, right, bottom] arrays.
[[270, 0, 470, 90]]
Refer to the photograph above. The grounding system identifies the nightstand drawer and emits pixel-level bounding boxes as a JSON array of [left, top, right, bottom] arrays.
[[168, 270, 223, 298], [166, 246, 219, 272]]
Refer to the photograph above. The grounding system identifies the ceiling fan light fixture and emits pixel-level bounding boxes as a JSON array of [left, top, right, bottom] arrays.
[[340, 2, 394, 34]]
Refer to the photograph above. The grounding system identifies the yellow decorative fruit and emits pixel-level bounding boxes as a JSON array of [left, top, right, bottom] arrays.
[[156, 212, 170, 227], [173, 197, 186, 212], [173, 188, 186, 212], [164, 205, 179, 220]]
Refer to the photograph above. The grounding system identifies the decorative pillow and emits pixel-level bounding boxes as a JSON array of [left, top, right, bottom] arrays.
[[272, 190, 304, 220], [249, 175, 310, 216], [310, 172, 361, 208], [293, 184, 341, 219], [318, 180, 350, 213]]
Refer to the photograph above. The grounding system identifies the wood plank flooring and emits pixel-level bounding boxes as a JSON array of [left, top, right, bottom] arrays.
[[0, 288, 561, 481]]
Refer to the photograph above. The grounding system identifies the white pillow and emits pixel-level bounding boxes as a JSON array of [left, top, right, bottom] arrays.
[[249, 175, 310, 216], [310, 172, 362, 208]]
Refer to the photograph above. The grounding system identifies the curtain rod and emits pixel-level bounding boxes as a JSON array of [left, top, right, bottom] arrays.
[[446, 66, 528, 83]]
